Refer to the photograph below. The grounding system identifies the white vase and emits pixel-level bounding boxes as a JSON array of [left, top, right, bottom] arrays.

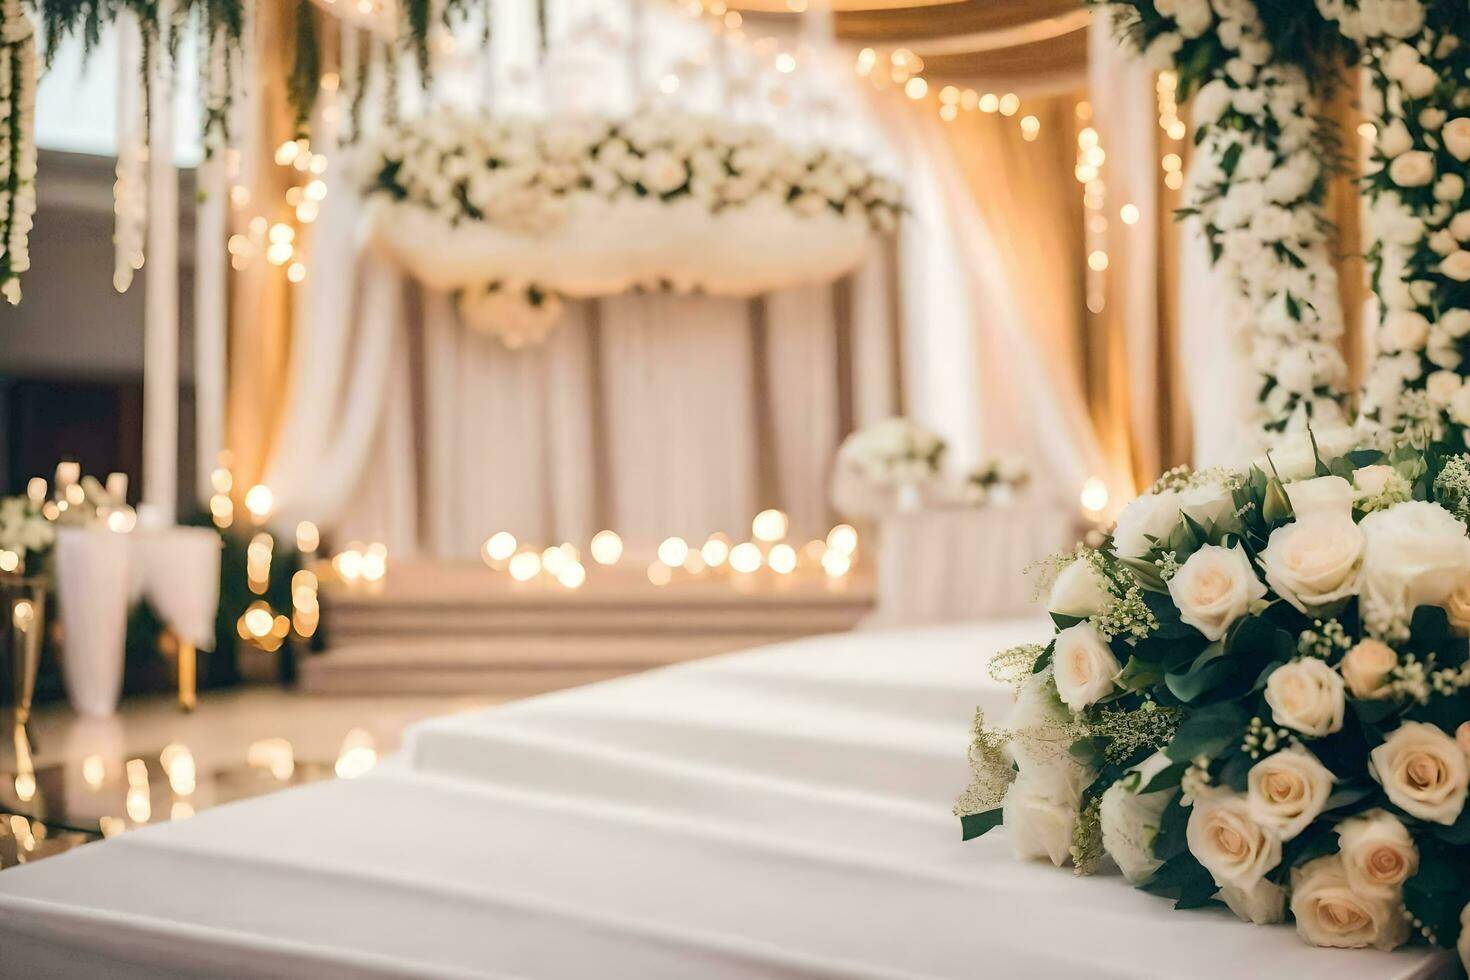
[[894, 480, 924, 514], [54, 528, 131, 717]]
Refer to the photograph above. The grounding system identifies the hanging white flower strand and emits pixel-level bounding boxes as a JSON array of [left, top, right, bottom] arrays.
[[0, 0, 37, 305], [1318, 0, 1470, 444], [1106, 0, 1351, 439], [113, 10, 149, 293]]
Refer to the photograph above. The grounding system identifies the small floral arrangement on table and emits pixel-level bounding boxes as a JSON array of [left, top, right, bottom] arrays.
[[835, 417, 946, 492], [958, 430, 1470, 966], [0, 494, 53, 575], [964, 456, 1030, 506]]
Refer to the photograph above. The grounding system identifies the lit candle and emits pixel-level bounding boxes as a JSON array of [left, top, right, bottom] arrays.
[[106, 472, 129, 502]]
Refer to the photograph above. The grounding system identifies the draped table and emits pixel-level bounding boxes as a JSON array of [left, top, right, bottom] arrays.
[[0, 619, 1452, 978], [867, 501, 1084, 627], [52, 526, 221, 716]]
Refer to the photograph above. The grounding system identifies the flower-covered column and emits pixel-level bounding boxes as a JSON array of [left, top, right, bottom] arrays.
[[1319, 1, 1470, 446], [0, 0, 36, 305], [1099, 0, 1352, 440]]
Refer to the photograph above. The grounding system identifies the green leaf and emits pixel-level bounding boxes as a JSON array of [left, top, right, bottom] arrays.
[[1118, 655, 1166, 692], [1166, 701, 1249, 763], [1140, 761, 1188, 794], [960, 808, 1004, 841], [1165, 641, 1231, 703], [1050, 612, 1086, 631]]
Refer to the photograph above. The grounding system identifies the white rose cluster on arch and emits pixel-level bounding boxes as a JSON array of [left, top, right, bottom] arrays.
[[1317, 0, 1470, 438], [958, 433, 1470, 967], [0, 0, 37, 306], [1120, 0, 1350, 439]]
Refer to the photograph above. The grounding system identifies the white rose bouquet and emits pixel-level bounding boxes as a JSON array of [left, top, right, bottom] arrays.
[[833, 416, 946, 505], [959, 433, 1470, 967]]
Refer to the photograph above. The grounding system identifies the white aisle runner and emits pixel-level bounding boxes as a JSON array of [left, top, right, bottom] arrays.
[[0, 621, 1453, 979]]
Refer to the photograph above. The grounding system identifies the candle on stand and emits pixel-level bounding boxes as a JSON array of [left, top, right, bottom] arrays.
[[106, 472, 129, 503]]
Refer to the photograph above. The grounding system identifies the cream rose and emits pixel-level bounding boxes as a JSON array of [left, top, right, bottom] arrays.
[[1446, 574, 1470, 635], [1247, 746, 1336, 840], [1284, 475, 1355, 519], [1458, 721, 1470, 760], [1111, 489, 1182, 560], [1003, 768, 1080, 867], [1051, 623, 1121, 713], [1264, 658, 1345, 738], [1340, 639, 1398, 700], [1048, 556, 1110, 619], [1259, 514, 1364, 614], [1165, 544, 1266, 641], [1360, 502, 1470, 638], [1291, 855, 1410, 951], [1370, 721, 1470, 825], [1336, 810, 1418, 899], [1389, 150, 1435, 188], [1220, 878, 1286, 925], [1442, 251, 1470, 282], [1445, 117, 1470, 162], [1187, 790, 1282, 890]]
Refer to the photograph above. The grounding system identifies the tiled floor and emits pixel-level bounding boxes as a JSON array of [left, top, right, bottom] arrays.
[[0, 686, 500, 868]]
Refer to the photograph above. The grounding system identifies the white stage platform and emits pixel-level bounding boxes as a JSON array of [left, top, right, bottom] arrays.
[[0, 620, 1454, 979], [304, 560, 875, 696]]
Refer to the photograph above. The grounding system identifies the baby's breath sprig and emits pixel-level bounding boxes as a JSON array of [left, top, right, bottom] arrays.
[[953, 707, 1016, 818], [1026, 545, 1100, 603], [988, 644, 1045, 691], [1086, 701, 1182, 764], [1154, 550, 1180, 582], [1179, 755, 1213, 807], [1390, 653, 1433, 705], [1297, 619, 1350, 660], [1069, 793, 1105, 877], [1433, 454, 1470, 524], [1242, 715, 1292, 760], [1091, 580, 1159, 642]]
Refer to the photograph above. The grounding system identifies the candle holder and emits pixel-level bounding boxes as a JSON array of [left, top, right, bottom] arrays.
[[1, 574, 48, 726]]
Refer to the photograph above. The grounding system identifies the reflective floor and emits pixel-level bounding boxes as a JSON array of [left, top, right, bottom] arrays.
[[0, 687, 498, 869]]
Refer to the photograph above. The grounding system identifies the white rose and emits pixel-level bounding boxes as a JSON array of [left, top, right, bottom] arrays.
[[1178, 479, 1236, 528], [1247, 745, 1336, 840], [1340, 639, 1399, 700], [1454, 386, 1470, 427], [1144, 31, 1184, 71], [1446, 118, 1470, 162], [640, 150, 689, 195], [1403, 63, 1440, 99], [1187, 790, 1282, 890], [1291, 855, 1410, 951], [1381, 42, 1421, 82], [1443, 251, 1470, 282], [1370, 721, 1470, 825], [1191, 78, 1233, 125], [1259, 428, 1357, 481], [1446, 575, 1470, 635], [1220, 878, 1287, 925], [1421, 107, 1448, 130], [1264, 658, 1346, 738], [1173, 0, 1213, 38], [1377, 0, 1426, 39], [1453, 211, 1470, 241], [1428, 369, 1464, 405], [1380, 310, 1431, 351], [1048, 556, 1110, 619], [1284, 475, 1355, 519], [1378, 119, 1413, 158], [1438, 173, 1467, 203], [1051, 623, 1120, 713], [1259, 515, 1364, 614], [1389, 151, 1436, 188], [1003, 768, 1079, 867], [1005, 668, 1082, 776], [1167, 544, 1266, 641], [1111, 489, 1182, 560], [1336, 810, 1418, 898], [1099, 754, 1174, 884], [1360, 502, 1470, 637]]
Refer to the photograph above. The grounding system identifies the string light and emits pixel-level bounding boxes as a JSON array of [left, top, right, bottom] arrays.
[[657, 536, 690, 567], [590, 530, 623, 565], [1078, 121, 1108, 314], [751, 508, 789, 542]]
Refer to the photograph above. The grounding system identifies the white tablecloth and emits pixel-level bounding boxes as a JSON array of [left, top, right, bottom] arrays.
[[0, 620, 1453, 979], [868, 503, 1082, 627], [53, 526, 221, 716]]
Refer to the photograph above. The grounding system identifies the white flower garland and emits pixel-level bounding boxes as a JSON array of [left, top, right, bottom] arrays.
[[1113, 0, 1350, 438], [455, 280, 564, 350], [112, 11, 148, 294], [362, 110, 902, 238], [1318, 0, 1470, 444], [0, 0, 36, 306]]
